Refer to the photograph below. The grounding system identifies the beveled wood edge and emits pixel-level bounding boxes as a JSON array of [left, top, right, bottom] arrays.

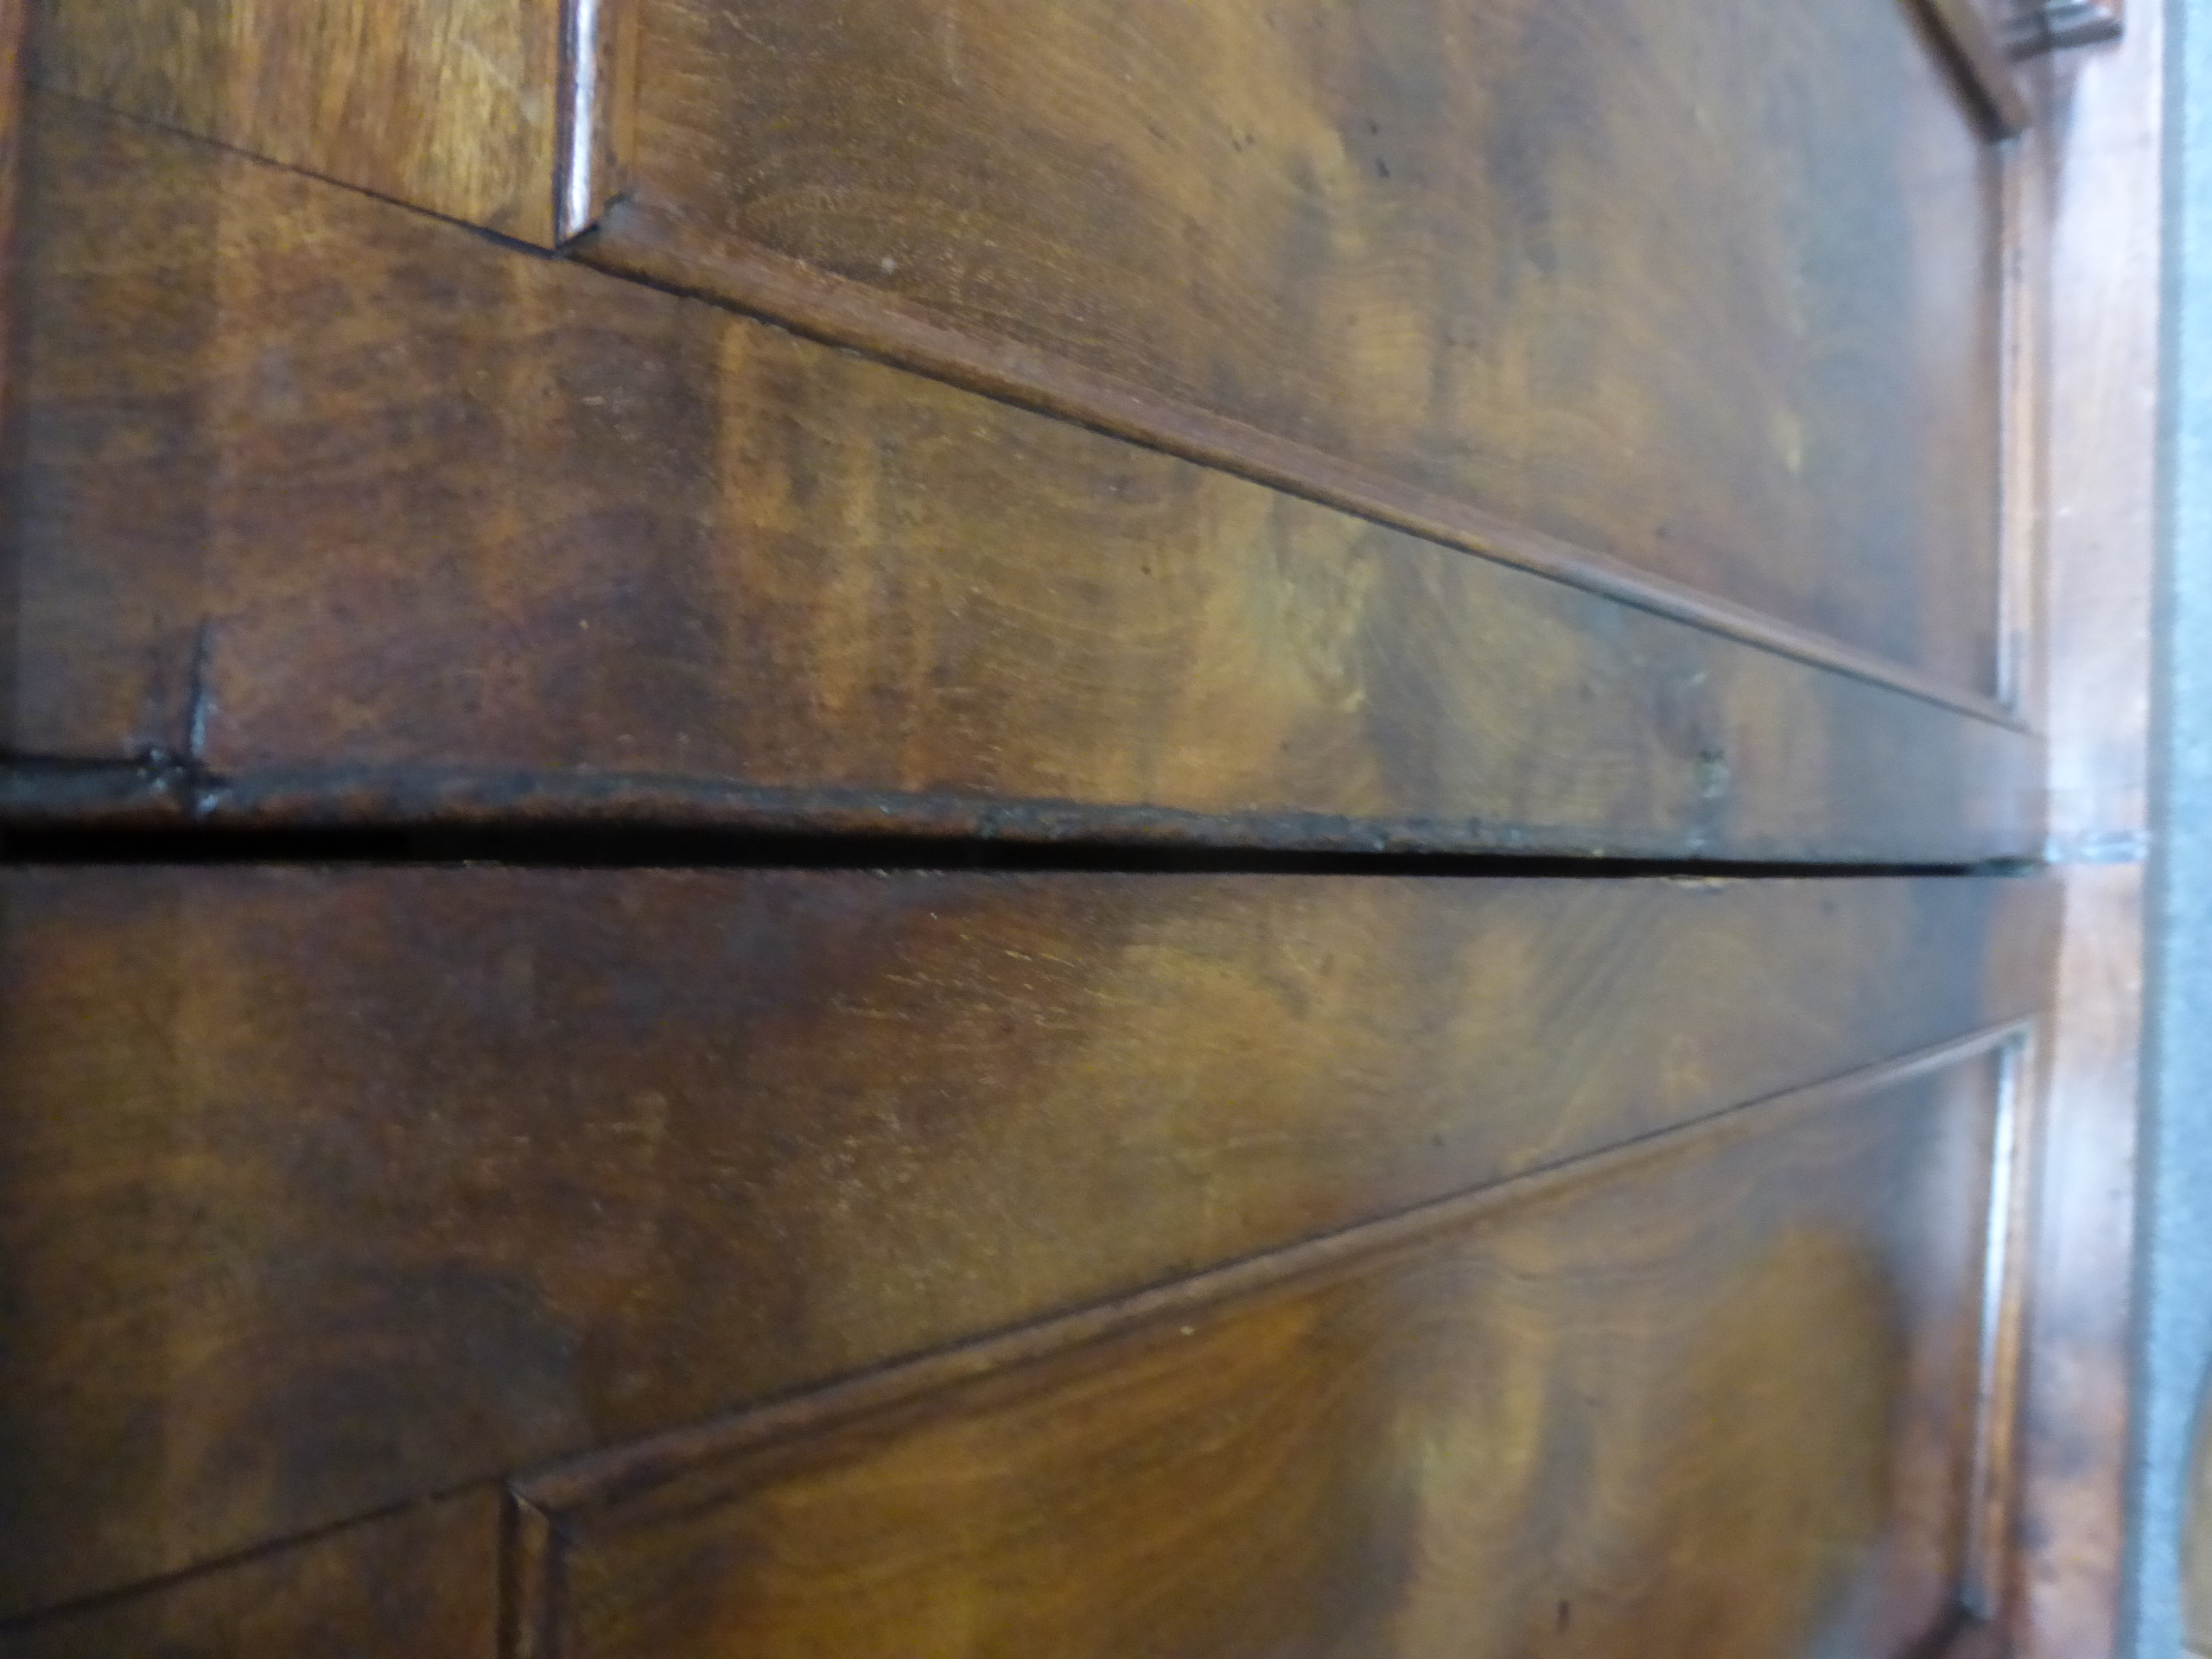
[[578, 200, 2024, 732], [505, 1497, 563, 1659], [0, 757, 2046, 866], [2010, 3, 2126, 57], [1920, 0, 2039, 135], [556, 0, 638, 243], [1999, 139, 2047, 723], [1966, 1034, 2038, 1621], [508, 1019, 2031, 1528]]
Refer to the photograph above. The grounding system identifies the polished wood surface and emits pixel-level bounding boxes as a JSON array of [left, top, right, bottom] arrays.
[[0, 0, 2131, 1649], [0, 1493, 499, 1659], [2005, 7, 2164, 1654], [29, 0, 577, 243], [0, 867, 2052, 1617], [594, 0, 2007, 693], [514, 1042, 2011, 1659], [3, 97, 2039, 861], [2017, 862, 2145, 1656]]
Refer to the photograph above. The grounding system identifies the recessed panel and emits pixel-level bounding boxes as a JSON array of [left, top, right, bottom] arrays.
[[518, 1048, 2011, 1659], [607, 0, 2006, 690], [0, 869, 2050, 1615]]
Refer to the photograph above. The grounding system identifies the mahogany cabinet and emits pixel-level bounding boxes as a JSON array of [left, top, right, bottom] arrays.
[[0, 0, 2159, 1655]]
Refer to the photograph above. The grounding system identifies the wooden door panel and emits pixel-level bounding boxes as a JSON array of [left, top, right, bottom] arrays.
[[5, 97, 2039, 862], [0, 868, 2051, 1618], [513, 1039, 2014, 1659], [594, 0, 2008, 696]]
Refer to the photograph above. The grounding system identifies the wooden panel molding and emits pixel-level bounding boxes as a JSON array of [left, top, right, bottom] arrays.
[[510, 1033, 2027, 1659], [0, 1493, 499, 1659], [3, 97, 2042, 863], [29, 0, 639, 244], [0, 868, 2054, 1618], [2009, 2, 2126, 55], [587, 0, 2012, 700], [558, 0, 638, 241], [22, 0, 2029, 715]]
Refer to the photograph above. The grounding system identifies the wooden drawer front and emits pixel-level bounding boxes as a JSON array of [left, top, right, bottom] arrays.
[[0, 869, 2050, 1617], [28, 1, 2020, 702], [593, 0, 2008, 698], [514, 1040, 2012, 1659], [0, 1036, 2025, 1659], [8, 99, 2037, 862]]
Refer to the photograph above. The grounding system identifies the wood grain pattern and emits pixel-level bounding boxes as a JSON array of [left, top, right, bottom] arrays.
[[585, 196, 2018, 734], [31, 0, 575, 242], [594, 0, 2009, 693], [2005, 0, 2163, 1649], [513, 1041, 2012, 1659], [0, 868, 2054, 1618], [3, 98, 2041, 862], [2015, 859, 2146, 1657], [0, 1492, 498, 1659]]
